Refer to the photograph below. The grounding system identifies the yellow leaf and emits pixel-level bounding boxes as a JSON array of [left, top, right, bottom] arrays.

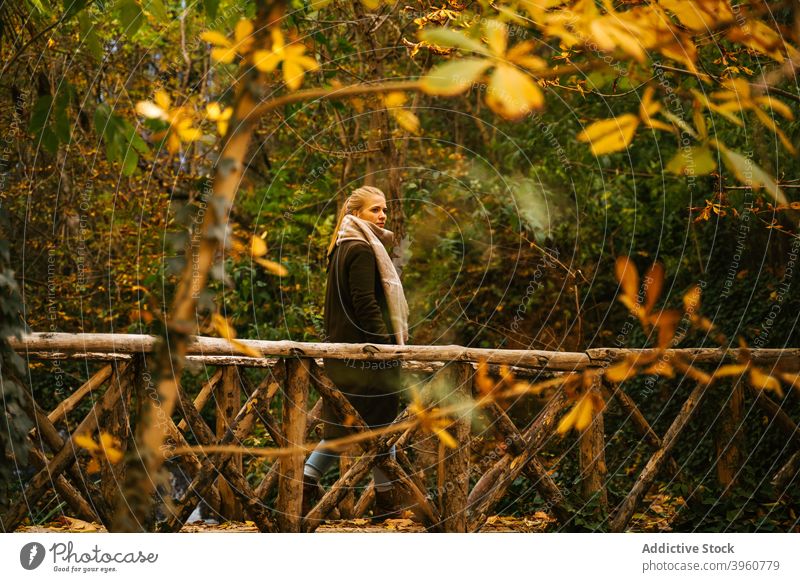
[[639, 86, 661, 119], [755, 95, 794, 120], [506, 40, 546, 70], [615, 256, 640, 301], [573, 396, 594, 432], [693, 107, 708, 140], [254, 257, 289, 276], [643, 361, 674, 378], [556, 401, 580, 435], [383, 91, 407, 108], [577, 114, 639, 155], [643, 262, 664, 314], [250, 235, 267, 257], [661, 0, 733, 32], [135, 100, 167, 120], [213, 313, 236, 340], [683, 285, 701, 312], [484, 19, 507, 56], [751, 107, 797, 155], [392, 109, 421, 134], [234, 18, 253, 44], [651, 310, 681, 350], [714, 364, 749, 378], [211, 46, 238, 64], [779, 372, 800, 391], [589, 16, 647, 63], [200, 30, 231, 48], [485, 64, 544, 120], [420, 58, 491, 97], [231, 339, 263, 359], [74, 433, 99, 452], [253, 49, 282, 72], [153, 90, 171, 110], [434, 427, 458, 449], [99, 433, 124, 464], [605, 358, 638, 383], [749, 367, 783, 397], [727, 20, 786, 62], [86, 459, 101, 474]]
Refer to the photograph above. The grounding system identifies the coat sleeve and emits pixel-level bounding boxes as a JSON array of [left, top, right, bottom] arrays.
[[347, 244, 392, 343]]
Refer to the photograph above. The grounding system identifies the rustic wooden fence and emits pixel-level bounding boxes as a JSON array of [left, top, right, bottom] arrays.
[[3, 333, 798, 533]]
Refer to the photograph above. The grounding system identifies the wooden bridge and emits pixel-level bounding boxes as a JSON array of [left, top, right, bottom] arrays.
[[3, 333, 799, 533]]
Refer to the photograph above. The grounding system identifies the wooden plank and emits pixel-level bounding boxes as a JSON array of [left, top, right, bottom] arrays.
[[216, 367, 243, 521], [749, 387, 800, 448], [22, 381, 112, 525], [176, 369, 222, 432], [610, 379, 711, 532], [1, 362, 127, 532], [440, 362, 471, 532], [100, 361, 133, 516], [482, 400, 571, 523], [467, 388, 567, 531], [579, 376, 607, 509], [601, 381, 681, 478], [47, 364, 112, 425], [276, 358, 310, 532], [158, 380, 277, 532], [715, 382, 744, 495], [14, 332, 800, 370]]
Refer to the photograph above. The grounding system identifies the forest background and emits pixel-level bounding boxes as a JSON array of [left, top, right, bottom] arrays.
[[1, 0, 799, 531]]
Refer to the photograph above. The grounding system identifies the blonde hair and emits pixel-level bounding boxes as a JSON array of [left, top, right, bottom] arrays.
[[326, 186, 386, 257]]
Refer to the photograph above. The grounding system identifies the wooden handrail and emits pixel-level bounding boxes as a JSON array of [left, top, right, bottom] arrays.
[[9, 332, 800, 371]]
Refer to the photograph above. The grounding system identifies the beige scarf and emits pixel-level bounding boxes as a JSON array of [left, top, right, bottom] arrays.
[[336, 214, 409, 345]]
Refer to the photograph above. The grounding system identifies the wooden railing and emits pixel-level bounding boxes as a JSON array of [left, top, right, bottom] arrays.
[[3, 333, 799, 533]]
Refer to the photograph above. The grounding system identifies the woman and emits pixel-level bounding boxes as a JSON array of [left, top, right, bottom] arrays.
[[302, 185, 409, 522]]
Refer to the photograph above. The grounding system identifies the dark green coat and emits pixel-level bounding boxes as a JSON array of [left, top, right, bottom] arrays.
[[324, 240, 396, 345], [322, 240, 401, 438]]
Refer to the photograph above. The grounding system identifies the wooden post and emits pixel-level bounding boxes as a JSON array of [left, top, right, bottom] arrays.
[[579, 375, 607, 510], [276, 358, 310, 532], [467, 387, 568, 531], [158, 380, 277, 532], [337, 445, 357, 518], [2, 363, 127, 532], [440, 362, 471, 532], [101, 360, 133, 512], [610, 378, 711, 532], [482, 400, 572, 523], [47, 364, 113, 425], [216, 366, 243, 521], [715, 381, 744, 495]]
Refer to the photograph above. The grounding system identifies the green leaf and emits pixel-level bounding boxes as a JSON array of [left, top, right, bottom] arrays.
[[41, 127, 59, 154], [202, 0, 219, 20], [94, 104, 148, 171], [63, 0, 90, 21], [717, 146, 787, 204], [419, 28, 489, 56], [78, 12, 103, 60], [29, 95, 53, 136], [52, 89, 71, 143], [666, 146, 716, 176], [117, 0, 144, 36], [143, 0, 168, 21], [29, 0, 50, 15], [420, 58, 491, 96], [121, 147, 138, 176]]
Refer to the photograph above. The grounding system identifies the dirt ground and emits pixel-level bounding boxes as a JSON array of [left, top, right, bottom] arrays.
[[15, 513, 556, 533]]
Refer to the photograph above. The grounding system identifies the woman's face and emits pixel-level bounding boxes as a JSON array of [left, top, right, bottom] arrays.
[[354, 194, 387, 228]]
